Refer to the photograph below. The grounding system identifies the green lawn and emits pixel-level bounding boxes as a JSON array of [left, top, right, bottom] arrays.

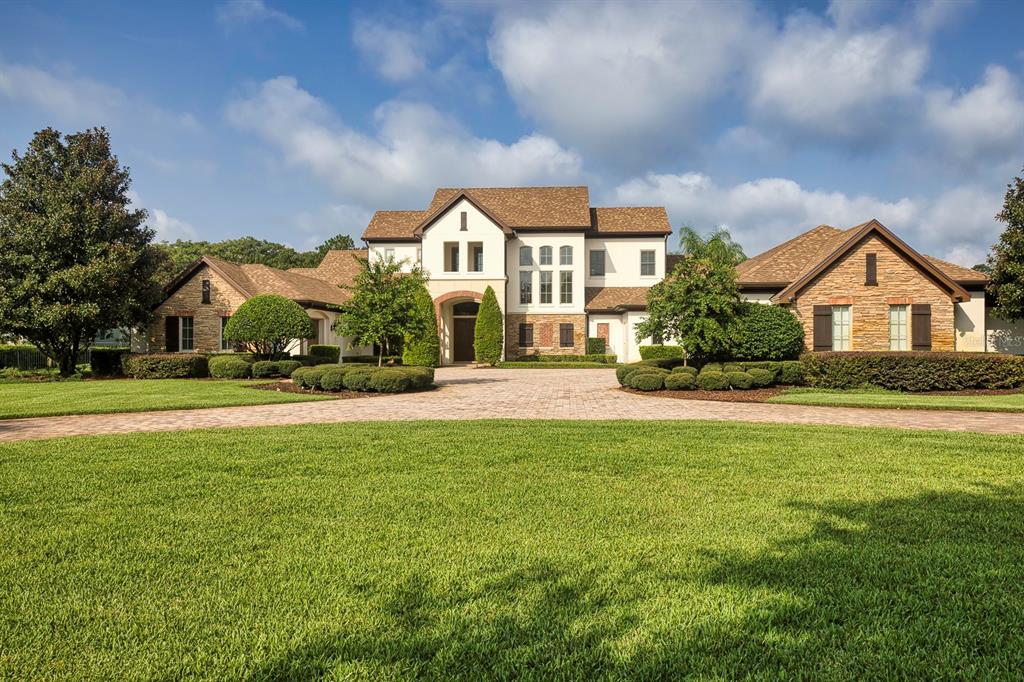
[[770, 387, 1024, 412], [2, 420, 1023, 679], [0, 379, 333, 419]]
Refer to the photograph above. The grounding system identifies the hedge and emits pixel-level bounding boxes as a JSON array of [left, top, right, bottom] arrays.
[[801, 352, 1024, 391], [342, 368, 375, 392], [90, 347, 130, 376], [700, 362, 723, 373], [318, 367, 348, 391], [515, 354, 617, 364], [638, 357, 687, 370], [727, 371, 754, 389], [747, 368, 775, 387], [671, 365, 699, 377], [696, 370, 729, 391], [664, 373, 697, 390], [616, 363, 670, 386], [309, 345, 341, 363], [628, 372, 665, 391], [251, 360, 279, 378], [291, 366, 329, 389], [729, 302, 805, 360], [639, 345, 685, 360], [778, 361, 805, 385], [209, 356, 252, 379], [122, 354, 209, 379], [586, 337, 606, 354]]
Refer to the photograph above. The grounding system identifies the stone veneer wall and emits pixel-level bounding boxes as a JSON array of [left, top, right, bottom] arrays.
[[505, 313, 587, 358], [146, 265, 248, 353], [788, 234, 956, 352]]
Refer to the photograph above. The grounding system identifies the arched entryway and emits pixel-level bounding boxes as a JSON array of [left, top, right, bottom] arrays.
[[434, 290, 483, 365]]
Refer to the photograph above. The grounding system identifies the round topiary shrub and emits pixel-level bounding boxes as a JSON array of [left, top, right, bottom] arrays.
[[370, 368, 413, 393], [343, 368, 375, 392], [747, 368, 775, 387], [696, 370, 729, 391], [722, 363, 743, 374], [209, 355, 252, 379], [293, 366, 328, 390], [671, 365, 699, 377], [275, 360, 302, 377], [403, 366, 435, 390], [223, 294, 314, 359], [628, 371, 665, 391], [778, 360, 806, 385], [700, 362, 723, 374], [727, 371, 754, 389], [251, 360, 280, 378], [729, 302, 805, 360], [639, 357, 686, 370], [318, 367, 349, 391], [664, 373, 697, 390]]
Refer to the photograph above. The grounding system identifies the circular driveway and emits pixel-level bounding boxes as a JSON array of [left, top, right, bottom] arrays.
[[1, 367, 1022, 442]]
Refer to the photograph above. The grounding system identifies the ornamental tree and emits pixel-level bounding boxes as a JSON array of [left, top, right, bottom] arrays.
[[402, 284, 439, 367], [334, 254, 428, 366], [0, 127, 163, 376], [988, 168, 1024, 321], [474, 285, 503, 365], [224, 294, 313, 359], [729, 302, 805, 360]]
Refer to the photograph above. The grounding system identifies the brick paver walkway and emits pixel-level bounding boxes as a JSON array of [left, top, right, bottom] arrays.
[[1, 368, 1022, 442]]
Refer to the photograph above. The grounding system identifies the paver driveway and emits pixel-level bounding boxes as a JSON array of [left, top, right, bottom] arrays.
[[1, 367, 1023, 442]]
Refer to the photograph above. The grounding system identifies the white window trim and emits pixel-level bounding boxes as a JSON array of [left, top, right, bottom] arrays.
[[220, 316, 231, 352], [179, 316, 195, 352], [559, 245, 573, 266], [889, 304, 909, 351], [590, 249, 606, 277], [832, 305, 851, 352], [640, 250, 657, 277]]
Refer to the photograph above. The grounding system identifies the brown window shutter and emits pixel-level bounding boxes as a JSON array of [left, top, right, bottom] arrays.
[[865, 253, 877, 286], [911, 304, 932, 351], [813, 305, 832, 351], [165, 316, 179, 352]]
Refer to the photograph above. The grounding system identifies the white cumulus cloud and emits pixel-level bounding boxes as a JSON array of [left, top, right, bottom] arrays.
[[216, 0, 302, 30], [352, 21, 427, 82]]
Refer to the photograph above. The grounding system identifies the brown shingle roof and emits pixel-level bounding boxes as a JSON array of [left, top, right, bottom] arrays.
[[238, 264, 351, 306], [589, 207, 671, 235], [289, 249, 367, 287], [584, 286, 650, 312], [428, 186, 591, 228], [362, 210, 427, 240], [923, 255, 989, 284]]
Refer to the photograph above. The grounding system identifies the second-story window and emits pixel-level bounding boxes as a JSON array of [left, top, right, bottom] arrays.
[[560, 245, 573, 265], [383, 248, 395, 261], [560, 271, 573, 304], [519, 245, 533, 266], [201, 279, 211, 304], [444, 242, 460, 272], [540, 271, 552, 304], [590, 250, 606, 276], [469, 243, 483, 272], [640, 250, 656, 276], [539, 246, 552, 265], [520, 271, 532, 304]]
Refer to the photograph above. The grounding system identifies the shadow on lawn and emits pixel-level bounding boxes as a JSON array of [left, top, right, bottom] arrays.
[[249, 485, 1024, 679]]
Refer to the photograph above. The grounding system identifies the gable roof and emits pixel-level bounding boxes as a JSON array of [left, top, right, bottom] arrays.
[[747, 220, 973, 303], [288, 249, 367, 287], [412, 189, 515, 238], [584, 286, 650, 312], [589, 207, 671, 235], [363, 211, 428, 241]]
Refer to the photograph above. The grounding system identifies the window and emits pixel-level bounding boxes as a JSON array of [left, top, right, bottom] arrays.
[[640, 250, 656, 276], [889, 304, 908, 350], [560, 245, 573, 265], [518, 323, 534, 347], [520, 271, 532, 304], [180, 316, 194, 352], [590, 250, 606, 276], [559, 323, 574, 347], [540, 271, 553, 304], [469, 242, 483, 272], [560, 271, 573, 304], [539, 246, 552, 265], [444, 242, 460, 272], [460, 211, 467, 231], [383, 248, 395, 261], [452, 301, 478, 315], [832, 305, 851, 351], [220, 317, 231, 351], [201, 279, 211, 304], [519, 245, 533, 266]]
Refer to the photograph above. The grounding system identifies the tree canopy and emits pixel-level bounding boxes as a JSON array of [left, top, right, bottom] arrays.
[[223, 294, 313, 359], [0, 127, 163, 375], [988, 168, 1024, 321], [334, 255, 429, 366], [675, 225, 746, 266], [474, 286, 503, 365], [401, 284, 440, 367]]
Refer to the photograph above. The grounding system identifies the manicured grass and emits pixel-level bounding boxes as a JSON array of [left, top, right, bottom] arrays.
[[2, 420, 1024, 678], [770, 386, 1024, 412], [0, 379, 333, 419], [496, 361, 620, 368]]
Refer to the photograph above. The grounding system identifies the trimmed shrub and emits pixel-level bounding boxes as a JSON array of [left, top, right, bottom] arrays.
[[671, 365, 699, 377], [639, 345, 685, 361], [696, 370, 729, 391], [318, 367, 349, 391], [617, 363, 669, 385], [638, 357, 686, 370], [722, 363, 743, 374], [628, 371, 666, 391], [289, 354, 318, 366], [700, 362, 723, 373], [742, 361, 783, 380], [729, 302, 805, 360], [251, 360, 279, 378], [90, 347, 129, 376], [402, 285, 440, 367], [223, 294, 314, 359], [122, 353, 209, 379], [664, 373, 697, 390], [292, 366, 329, 390], [343, 368, 375, 392], [403, 366, 435, 390], [515, 354, 617, 364], [309, 345, 341, 364], [276, 360, 302, 377], [801, 352, 1024, 391], [370, 368, 413, 393], [586, 337, 606, 354], [209, 355, 252, 379], [747, 368, 775, 387], [778, 361, 805, 385], [727, 371, 754, 389], [474, 285, 503, 365]]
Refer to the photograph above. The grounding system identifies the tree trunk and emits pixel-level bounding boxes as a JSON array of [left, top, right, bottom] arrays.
[[58, 341, 78, 377]]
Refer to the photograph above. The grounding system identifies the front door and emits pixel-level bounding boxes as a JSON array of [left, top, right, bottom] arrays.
[[453, 317, 476, 362]]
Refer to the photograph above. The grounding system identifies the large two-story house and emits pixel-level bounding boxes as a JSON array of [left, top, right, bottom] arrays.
[[361, 186, 671, 364]]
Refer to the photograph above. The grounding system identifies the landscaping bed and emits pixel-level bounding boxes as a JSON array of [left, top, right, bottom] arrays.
[[621, 386, 785, 402]]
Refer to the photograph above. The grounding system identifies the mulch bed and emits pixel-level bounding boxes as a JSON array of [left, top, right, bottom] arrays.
[[619, 386, 786, 402]]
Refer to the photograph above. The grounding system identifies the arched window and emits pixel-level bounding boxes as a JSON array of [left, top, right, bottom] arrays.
[[519, 245, 533, 266], [539, 246, 552, 265], [559, 245, 573, 265]]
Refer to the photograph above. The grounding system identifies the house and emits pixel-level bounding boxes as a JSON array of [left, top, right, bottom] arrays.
[[735, 219, 1023, 354], [361, 186, 672, 364], [138, 250, 373, 357]]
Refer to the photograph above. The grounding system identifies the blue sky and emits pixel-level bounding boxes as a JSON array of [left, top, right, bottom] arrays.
[[2, 0, 1023, 265]]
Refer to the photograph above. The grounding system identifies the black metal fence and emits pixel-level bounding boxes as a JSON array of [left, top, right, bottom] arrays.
[[0, 348, 93, 370]]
